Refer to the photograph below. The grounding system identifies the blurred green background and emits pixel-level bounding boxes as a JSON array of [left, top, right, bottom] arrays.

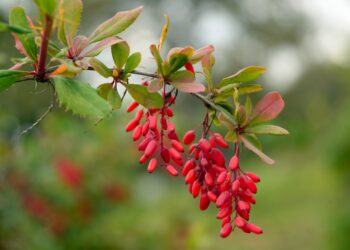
[[1, 0, 350, 249]]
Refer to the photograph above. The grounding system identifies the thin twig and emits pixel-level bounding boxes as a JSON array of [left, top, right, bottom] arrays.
[[20, 99, 54, 136]]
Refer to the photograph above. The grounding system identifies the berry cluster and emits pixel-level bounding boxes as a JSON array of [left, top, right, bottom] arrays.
[[182, 131, 263, 237], [125, 82, 184, 176]]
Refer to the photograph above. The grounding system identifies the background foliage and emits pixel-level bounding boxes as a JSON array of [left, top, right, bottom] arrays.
[[0, 0, 349, 249]]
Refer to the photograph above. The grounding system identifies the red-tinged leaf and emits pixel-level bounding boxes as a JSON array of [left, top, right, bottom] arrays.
[[69, 35, 89, 58], [252, 91, 285, 123], [81, 37, 122, 58], [240, 135, 275, 165], [89, 6, 143, 43], [148, 79, 164, 93], [169, 70, 204, 92], [172, 82, 205, 93], [191, 44, 215, 64]]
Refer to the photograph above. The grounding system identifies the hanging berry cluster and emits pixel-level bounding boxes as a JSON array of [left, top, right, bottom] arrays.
[[1, 1, 288, 238], [125, 81, 183, 176]]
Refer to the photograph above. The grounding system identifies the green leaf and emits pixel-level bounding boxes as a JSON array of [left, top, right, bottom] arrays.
[[52, 76, 110, 119], [201, 54, 215, 91], [245, 96, 252, 117], [240, 135, 275, 165], [225, 130, 237, 142], [218, 66, 266, 88], [0, 22, 31, 34], [89, 6, 143, 43], [34, 0, 58, 16], [150, 44, 163, 75], [126, 84, 163, 109], [111, 41, 130, 71], [124, 52, 142, 73], [9, 6, 38, 61], [245, 125, 289, 135], [89, 58, 112, 78], [167, 47, 194, 74], [236, 106, 247, 126], [97, 83, 122, 109], [218, 84, 263, 98], [58, 0, 83, 45], [0, 70, 27, 92], [192, 92, 236, 125], [169, 70, 205, 93]]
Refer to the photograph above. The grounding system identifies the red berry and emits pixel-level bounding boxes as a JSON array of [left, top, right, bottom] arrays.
[[185, 169, 196, 184], [134, 109, 144, 122], [145, 140, 158, 158], [125, 120, 138, 132], [171, 140, 184, 152], [132, 125, 143, 141], [217, 171, 227, 185], [207, 191, 217, 202], [216, 191, 231, 208], [169, 148, 182, 161], [205, 172, 214, 186], [229, 155, 239, 170], [166, 164, 178, 176], [182, 160, 195, 176], [183, 130, 196, 145], [234, 216, 246, 228], [139, 154, 148, 164], [161, 148, 170, 163], [147, 158, 158, 173], [199, 138, 211, 153], [199, 192, 210, 211], [245, 172, 260, 183], [126, 101, 139, 112], [185, 62, 195, 74], [220, 223, 232, 238], [214, 133, 228, 148], [246, 223, 263, 234]]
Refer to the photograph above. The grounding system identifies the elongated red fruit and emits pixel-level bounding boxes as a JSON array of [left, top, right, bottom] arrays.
[[132, 125, 143, 141], [246, 223, 263, 234], [245, 172, 260, 183], [127, 101, 139, 112], [220, 223, 232, 238], [125, 120, 138, 132], [134, 109, 144, 122], [234, 216, 246, 228], [199, 192, 210, 211], [216, 191, 231, 207], [171, 140, 184, 152], [161, 148, 170, 163], [183, 130, 196, 145], [185, 169, 196, 184], [214, 133, 228, 148], [229, 155, 239, 170], [185, 62, 195, 74], [166, 164, 178, 176], [147, 158, 158, 173], [145, 140, 158, 157], [169, 148, 182, 161]]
